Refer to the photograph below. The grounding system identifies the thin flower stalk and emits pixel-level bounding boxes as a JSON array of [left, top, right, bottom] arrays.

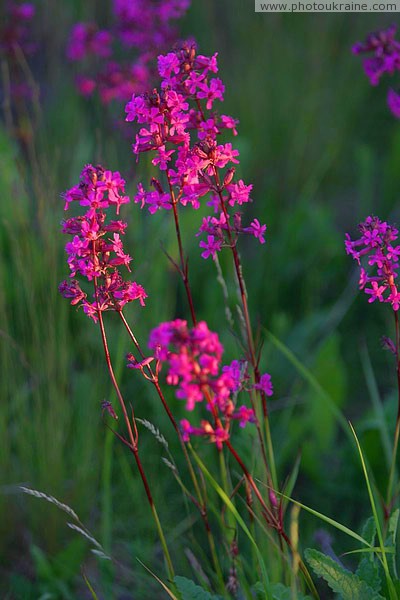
[[118, 309, 223, 583], [386, 310, 400, 509], [59, 163, 174, 578], [167, 171, 197, 326], [124, 39, 277, 489], [346, 215, 400, 512], [212, 167, 278, 488]]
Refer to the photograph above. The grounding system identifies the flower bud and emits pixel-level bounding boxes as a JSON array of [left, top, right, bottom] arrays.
[[223, 167, 235, 187]]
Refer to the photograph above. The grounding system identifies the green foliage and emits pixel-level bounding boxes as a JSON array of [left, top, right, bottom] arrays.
[[387, 509, 400, 579], [2, 1, 400, 597], [305, 548, 385, 600], [173, 576, 223, 600], [355, 518, 381, 593], [253, 581, 312, 599], [300, 333, 346, 476]]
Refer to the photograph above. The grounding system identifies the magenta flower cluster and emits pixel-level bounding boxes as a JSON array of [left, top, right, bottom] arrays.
[[345, 216, 400, 310], [0, 2, 35, 55], [352, 25, 400, 118], [59, 164, 147, 322], [125, 40, 266, 259], [142, 319, 272, 448], [0, 2, 37, 100], [67, 0, 190, 104]]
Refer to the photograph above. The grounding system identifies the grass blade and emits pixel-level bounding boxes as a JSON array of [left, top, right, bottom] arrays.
[[189, 446, 272, 600], [136, 558, 179, 600], [349, 422, 397, 600], [263, 329, 350, 437]]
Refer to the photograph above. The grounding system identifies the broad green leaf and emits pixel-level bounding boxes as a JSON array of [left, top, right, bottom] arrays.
[[52, 538, 86, 582], [361, 517, 377, 551], [271, 582, 312, 599], [264, 329, 350, 438], [253, 582, 312, 599], [356, 558, 382, 593], [300, 335, 345, 475], [173, 576, 223, 600], [387, 509, 399, 579], [306, 333, 346, 449], [355, 515, 381, 590], [305, 549, 385, 600]]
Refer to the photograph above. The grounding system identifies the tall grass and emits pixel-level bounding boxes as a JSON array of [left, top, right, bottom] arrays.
[[1, 3, 400, 596]]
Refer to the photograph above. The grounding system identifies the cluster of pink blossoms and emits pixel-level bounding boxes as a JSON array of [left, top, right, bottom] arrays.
[[59, 164, 147, 322], [345, 216, 400, 310], [352, 25, 400, 117], [67, 0, 190, 104], [140, 319, 273, 448], [0, 2, 37, 100], [125, 40, 267, 259]]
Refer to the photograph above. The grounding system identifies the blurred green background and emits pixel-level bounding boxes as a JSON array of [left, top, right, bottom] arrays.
[[1, 1, 400, 597]]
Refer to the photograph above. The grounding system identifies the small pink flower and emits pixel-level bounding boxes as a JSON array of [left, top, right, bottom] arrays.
[[254, 373, 273, 397], [244, 219, 267, 244]]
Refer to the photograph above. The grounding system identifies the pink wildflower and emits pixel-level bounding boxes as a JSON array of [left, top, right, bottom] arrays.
[[346, 215, 400, 311], [149, 320, 255, 448], [59, 164, 147, 320]]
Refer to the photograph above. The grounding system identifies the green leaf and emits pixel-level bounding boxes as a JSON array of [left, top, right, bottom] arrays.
[[272, 582, 312, 599], [356, 558, 382, 593], [190, 446, 272, 599], [387, 509, 399, 578], [361, 517, 377, 550], [264, 329, 350, 438], [306, 334, 346, 449], [349, 423, 396, 599], [305, 548, 385, 599], [252, 581, 312, 600], [52, 538, 86, 582], [173, 576, 223, 600], [355, 516, 381, 591], [254, 582, 312, 599], [271, 489, 371, 547]]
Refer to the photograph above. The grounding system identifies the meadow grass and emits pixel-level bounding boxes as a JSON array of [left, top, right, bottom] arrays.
[[1, 3, 400, 597]]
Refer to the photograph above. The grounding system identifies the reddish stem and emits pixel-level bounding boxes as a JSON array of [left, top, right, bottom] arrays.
[[213, 168, 268, 417], [91, 242, 154, 506], [167, 174, 197, 326], [117, 310, 215, 531], [225, 439, 277, 528]]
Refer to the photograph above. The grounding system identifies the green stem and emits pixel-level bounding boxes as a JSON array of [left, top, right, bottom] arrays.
[[213, 168, 278, 489], [264, 418, 278, 490], [387, 311, 400, 509], [387, 418, 400, 509], [149, 488, 175, 580], [219, 449, 236, 545]]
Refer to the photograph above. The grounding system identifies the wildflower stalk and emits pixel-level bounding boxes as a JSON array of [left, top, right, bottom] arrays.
[[386, 311, 400, 508], [213, 167, 278, 489], [226, 436, 318, 597], [218, 447, 237, 545], [117, 309, 224, 585], [93, 269, 174, 580], [225, 439, 276, 526], [118, 310, 205, 501], [167, 173, 197, 326]]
